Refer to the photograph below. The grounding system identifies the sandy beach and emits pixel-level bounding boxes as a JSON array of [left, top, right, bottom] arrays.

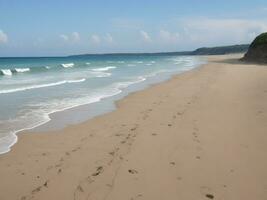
[[0, 54, 267, 200]]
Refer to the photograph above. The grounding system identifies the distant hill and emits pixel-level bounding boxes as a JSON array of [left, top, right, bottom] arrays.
[[242, 32, 267, 63], [69, 44, 249, 58], [191, 44, 249, 55]]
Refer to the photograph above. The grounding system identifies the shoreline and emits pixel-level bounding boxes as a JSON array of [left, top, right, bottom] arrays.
[[1, 54, 267, 200], [0, 56, 203, 154], [35, 58, 202, 132]]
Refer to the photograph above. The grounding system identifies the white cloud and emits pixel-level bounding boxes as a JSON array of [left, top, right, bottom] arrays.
[[104, 33, 114, 44], [0, 30, 8, 44], [90, 34, 101, 44], [140, 30, 152, 42], [60, 32, 80, 43], [159, 30, 179, 43], [72, 32, 80, 42], [179, 18, 267, 45], [90, 33, 115, 45], [60, 34, 69, 41]]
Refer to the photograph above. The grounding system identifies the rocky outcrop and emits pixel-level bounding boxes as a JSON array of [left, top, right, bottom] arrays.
[[243, 32, 267, 63]]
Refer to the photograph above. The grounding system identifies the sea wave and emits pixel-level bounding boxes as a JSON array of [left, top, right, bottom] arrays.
[[91, 66, 117, 72], [61, 63, 75, 68], [13, 68, 30, 73], [1, 68, 31, 76], [0, 78, 86, 94], [0, 69, 12, 76]]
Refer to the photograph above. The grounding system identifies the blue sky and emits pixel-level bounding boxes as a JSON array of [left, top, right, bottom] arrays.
[[0, 0, 267, 56]]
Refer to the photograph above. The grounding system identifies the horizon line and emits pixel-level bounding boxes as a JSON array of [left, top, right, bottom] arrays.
[[0, 43, 249, 59]]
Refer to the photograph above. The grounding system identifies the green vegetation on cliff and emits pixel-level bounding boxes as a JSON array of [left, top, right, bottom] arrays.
[[243, 32, 267, 63], [250, 33, 267, 48]]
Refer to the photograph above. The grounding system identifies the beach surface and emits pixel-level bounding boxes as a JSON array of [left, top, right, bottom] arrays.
[[0, 54, 267, 200]]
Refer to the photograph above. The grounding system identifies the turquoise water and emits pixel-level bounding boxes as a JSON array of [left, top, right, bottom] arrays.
[[0, 55, 202, 154]]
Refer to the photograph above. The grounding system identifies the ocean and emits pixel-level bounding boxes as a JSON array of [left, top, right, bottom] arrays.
[[0, 54, 203, 154]]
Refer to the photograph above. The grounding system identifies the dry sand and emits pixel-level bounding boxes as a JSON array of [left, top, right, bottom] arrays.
[[0, 54, 267, 200]]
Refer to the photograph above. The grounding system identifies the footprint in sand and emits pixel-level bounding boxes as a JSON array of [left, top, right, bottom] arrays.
[[32, 186, 42, 194], [201, 186, 214, 199], [43, 181, 48, 187], [130, 127, 137, 131], [128, 169, 138, 174], [205, 194, 214, 199], [92, 166, 104, 176], [77, 185, 84, 192]]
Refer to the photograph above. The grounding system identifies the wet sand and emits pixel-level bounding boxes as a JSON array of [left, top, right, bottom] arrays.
[[0, 54, 267, 200]]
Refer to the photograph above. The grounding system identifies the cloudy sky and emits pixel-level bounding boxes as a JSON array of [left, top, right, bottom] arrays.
[[0, 0, 267, 56]]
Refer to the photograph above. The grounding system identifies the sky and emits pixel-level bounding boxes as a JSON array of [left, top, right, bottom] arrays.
[[0, 0, 267, 56]]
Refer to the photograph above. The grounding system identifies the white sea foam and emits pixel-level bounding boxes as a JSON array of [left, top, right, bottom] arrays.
[[67, 78, 86, 83], [45, 66, 51, 69], [136, 61, 143, 64], [118, 61, 125, 63], [1, 69, 12, 76], [127, 64, 136, 67], [0, 78, 86, 94], [0, 132, 17, 154], [61, 63, 75, 68], [86, 62, 91, 65], [90, 71, 111, 77], [91, 66, 117, 72], [146, 63, 152, 66], [115, 77, 146, 89], [14, 68, 30, 73]]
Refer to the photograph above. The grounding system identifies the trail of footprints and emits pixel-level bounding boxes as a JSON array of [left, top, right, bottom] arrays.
[[192, 121, 202, 160], [20, 144, 85, 200], [73, 124, 140, 200], [20, 95, 201, 200]]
